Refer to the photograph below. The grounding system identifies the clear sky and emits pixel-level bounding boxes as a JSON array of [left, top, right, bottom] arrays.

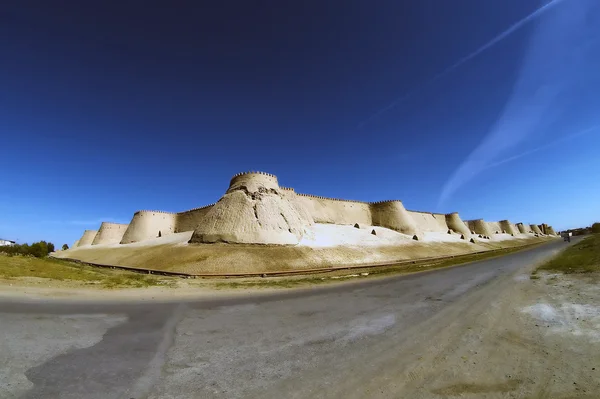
[[1, 0, 599, 246]]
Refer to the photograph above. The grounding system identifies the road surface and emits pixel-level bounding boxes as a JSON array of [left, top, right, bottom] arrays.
[[0, 238, 586, 398]]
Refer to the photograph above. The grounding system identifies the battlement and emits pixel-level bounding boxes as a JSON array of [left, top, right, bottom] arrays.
[[229, 171, 278, 185], [134, 210, 176, 216], [280, 186, 295, 192], [297, 192, 370, 204], [228, 171, 279, 193], [177, 203, 216, 215], [370, 200, 403, 205], [97, 222, 128, 228], [407, 209, 438, 215]]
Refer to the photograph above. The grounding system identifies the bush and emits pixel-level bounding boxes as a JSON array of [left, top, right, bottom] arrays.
[[62, 244, 69, 250], [592, 222, 600, 234], [0, 241, 56, 258]]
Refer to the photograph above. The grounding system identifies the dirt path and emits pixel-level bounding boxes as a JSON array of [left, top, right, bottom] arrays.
[[379, 264, 600, 398]]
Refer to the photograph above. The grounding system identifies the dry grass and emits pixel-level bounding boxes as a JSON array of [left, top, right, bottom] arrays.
[[214, 242, 545, 290], [537, 234, 599, 274], [56, 235, 551, 275], [0, 254, 175, 288]]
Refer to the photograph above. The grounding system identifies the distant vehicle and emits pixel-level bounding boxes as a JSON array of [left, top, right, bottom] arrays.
[[561, 232, 572, 242]]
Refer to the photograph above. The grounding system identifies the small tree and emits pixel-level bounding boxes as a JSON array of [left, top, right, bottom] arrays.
[[62, 244, 69, 250], [592, 222, 600, 234]]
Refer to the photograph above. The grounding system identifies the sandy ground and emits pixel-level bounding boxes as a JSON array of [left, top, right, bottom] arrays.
[[55, 224, 552, 274], [392, 267, 600, 398], [1, 239, 598, 398]]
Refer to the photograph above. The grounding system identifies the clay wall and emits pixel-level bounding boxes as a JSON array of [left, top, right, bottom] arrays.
[[467, 219, 492, 236], [228, 171, 279, 193], [71, 171, 555, 247], [530, 224, 543, 235], [190, 171, 312, 245], [78, 230, 98, 246], [407, 211, 448, 233], [445, 213, 471, 237], [499, 220, 518, 235], [175, 204, 215, 233], [72, 240, 80, 248], [92, 222, 129, 245], [120, 210, 177, 244], [486, 221, 502, 234], [516, 223, 529, 234], [296, 194, 372, 225], [370, 201, 419, 235]]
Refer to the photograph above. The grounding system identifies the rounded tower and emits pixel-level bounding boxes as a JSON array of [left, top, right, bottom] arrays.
[[369, 200, 419, 236], [190, 172, 313, 245]]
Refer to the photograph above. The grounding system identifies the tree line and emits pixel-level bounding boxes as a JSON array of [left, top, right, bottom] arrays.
[[0, 241, 57, 258]]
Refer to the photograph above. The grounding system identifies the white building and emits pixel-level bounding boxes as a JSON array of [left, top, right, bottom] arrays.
[[0, 239, 16, 246]]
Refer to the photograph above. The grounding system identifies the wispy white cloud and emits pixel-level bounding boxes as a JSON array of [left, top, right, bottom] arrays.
[[484, 125, 600, 170], [439, 0, 597, 205], [357, 0, 566, 129]]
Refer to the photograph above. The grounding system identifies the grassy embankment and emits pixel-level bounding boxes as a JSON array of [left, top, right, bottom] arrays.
[[535, 234, 599, 274], [0, 254, 175, 288], [216, 241, 548, 289], [0, 238, 551, 291]]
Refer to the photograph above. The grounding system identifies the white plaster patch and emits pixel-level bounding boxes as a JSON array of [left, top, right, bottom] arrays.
[[523, 303, 600, 341]]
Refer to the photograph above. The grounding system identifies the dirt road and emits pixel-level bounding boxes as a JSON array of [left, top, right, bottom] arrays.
[[1, 238, 598, 398]]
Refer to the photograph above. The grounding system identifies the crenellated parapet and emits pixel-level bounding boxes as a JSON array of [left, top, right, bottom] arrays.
[[297, 192, 370, 204], [228, 171, 279, 193], [175, 203, 217, 233], [133, 210, 176, 215], [177, 203, 216, 215]]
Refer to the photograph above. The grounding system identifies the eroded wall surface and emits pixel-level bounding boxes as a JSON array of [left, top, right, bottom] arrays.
[[190, 172, 313, 245]]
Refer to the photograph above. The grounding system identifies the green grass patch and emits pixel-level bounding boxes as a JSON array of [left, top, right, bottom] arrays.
[[537, 234, 600, 274], [0, 254, 175, 288]]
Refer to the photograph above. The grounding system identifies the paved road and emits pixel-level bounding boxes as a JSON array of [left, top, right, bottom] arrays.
[[0, 238, 573, 398]]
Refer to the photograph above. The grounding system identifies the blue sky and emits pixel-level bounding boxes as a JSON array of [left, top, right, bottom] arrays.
[[1, 0, 599, 246]]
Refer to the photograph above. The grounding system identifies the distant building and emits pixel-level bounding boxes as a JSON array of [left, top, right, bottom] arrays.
[[0, 238, 16, 246]]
